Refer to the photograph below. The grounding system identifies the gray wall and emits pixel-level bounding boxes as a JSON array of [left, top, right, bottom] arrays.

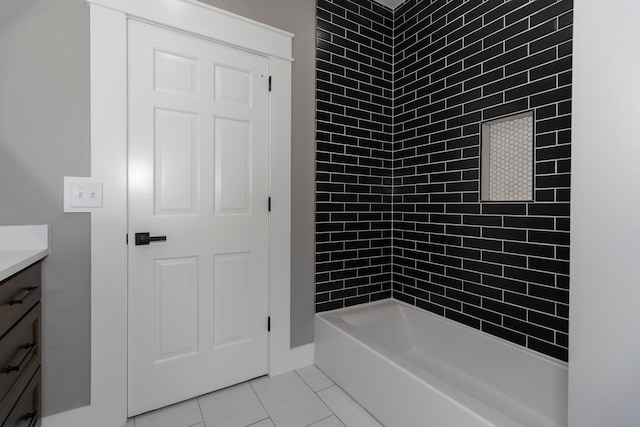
[[0, 0, 316, 417], [0, 0, 91, 417], [198, 0, 317, 348]]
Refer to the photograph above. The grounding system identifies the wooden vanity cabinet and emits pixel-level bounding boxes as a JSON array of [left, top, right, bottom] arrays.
[[0, 262, 41, 427]]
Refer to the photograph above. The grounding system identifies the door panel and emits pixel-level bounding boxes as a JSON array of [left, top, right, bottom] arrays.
[[154, 257, 199, 362], [155, 109, 199, 214], [155, 51, 200, 96], [215, 65, 252, 106], [213, 252, 251, 347], [215, 117, 252, 214], [127, 19, 270, 416]]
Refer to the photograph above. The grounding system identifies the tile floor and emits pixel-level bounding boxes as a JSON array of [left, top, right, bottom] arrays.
[[124, 365, 382, 427]]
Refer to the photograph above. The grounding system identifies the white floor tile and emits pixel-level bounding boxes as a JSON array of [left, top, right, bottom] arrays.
[[134, 398, 203, 427], [317, 386, 382, 427], [309, 415, 346, 427], [247, 419, 275, 427], [198, 382, 269, 427], [251, 371, 332, 427], [296, 365, 335, 392]]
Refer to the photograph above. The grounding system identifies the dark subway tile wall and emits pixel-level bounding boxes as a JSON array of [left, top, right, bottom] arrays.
[[315, 0, 395, 312], [393, 0, 571, 361], [316, 0, 572, 362]]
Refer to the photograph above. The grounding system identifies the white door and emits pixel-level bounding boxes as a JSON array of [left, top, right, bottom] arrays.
[[127, 19, 271, 416]]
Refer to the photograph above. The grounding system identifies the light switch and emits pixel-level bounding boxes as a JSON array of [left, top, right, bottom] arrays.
[[70, 182, 103, 208]]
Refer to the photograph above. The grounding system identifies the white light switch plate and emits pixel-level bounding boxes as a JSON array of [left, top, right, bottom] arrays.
[[71, 182, 103, 208], [64, 176, 104, 212]]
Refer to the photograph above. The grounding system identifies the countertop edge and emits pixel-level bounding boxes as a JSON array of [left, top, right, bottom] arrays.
[[0, 225, 50, 282]]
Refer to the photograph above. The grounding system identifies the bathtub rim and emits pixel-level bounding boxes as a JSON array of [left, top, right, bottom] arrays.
[[315, 298, 568, 427], [317, 298, 568, 370]]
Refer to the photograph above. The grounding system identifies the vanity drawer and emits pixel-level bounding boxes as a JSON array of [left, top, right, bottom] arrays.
[[0, 305, 40, 424], [0, 263, 41, 339], [1, 367, 40, 427]]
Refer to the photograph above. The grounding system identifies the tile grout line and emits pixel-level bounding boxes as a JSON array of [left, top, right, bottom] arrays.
[[246, 416, 274, 427], [295, 367, 334, 394], [195, 394, 206, 427], [293, 369, 334, 416], [314, 387, 347, 427], [306, 414, 339, 427], [316, 382, 384, 427], [248, 378, 278, 427]]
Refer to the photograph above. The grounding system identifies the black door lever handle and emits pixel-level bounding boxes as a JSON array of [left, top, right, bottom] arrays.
[[135, 232, 167, 246]]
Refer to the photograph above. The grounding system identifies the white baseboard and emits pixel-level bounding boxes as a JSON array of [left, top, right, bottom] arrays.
[[287, 343, 315, 370]]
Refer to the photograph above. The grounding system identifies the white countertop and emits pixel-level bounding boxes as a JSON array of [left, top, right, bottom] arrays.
[[0, 225, 49, 282]]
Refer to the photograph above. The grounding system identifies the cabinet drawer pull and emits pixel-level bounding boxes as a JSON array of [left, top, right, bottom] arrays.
[[22, 410, 38, 421], [9, 286, 39, 305], [20, 411, 38, 427], [3, 343, 36, 374]]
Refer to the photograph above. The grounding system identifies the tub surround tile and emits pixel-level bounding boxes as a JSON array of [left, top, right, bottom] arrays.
[[315, 0, 395, 313], [316, 0, 572, 362], [251, 371, 333, 427], [198, 382, 269, 427]]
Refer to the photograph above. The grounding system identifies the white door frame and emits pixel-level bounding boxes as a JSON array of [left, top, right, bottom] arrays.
[[45, 1, 300, 425]]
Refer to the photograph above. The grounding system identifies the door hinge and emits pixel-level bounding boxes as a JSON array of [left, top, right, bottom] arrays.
[[268, 316, 271, 332], [268, 75, 272, 92], [268, 197, 272, 212]]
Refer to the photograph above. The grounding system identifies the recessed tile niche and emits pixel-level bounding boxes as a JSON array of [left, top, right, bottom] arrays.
[[481, 112, 534, 202]]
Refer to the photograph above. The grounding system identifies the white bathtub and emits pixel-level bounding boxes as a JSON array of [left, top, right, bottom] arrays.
[[314, 299, 567, 427]]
